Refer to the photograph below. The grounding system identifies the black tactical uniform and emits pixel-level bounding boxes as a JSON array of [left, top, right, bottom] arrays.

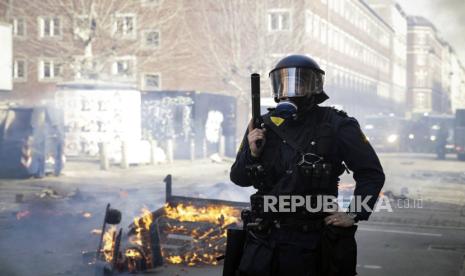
[[230, 55, 385, 276]]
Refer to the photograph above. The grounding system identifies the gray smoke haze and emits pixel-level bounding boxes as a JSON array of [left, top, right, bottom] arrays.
[[397, 0, 465, 62]]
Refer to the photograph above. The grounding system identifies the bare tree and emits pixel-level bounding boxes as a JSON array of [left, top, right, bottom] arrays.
[[0, 0, 186, 83], [182, 0, 307, 103]]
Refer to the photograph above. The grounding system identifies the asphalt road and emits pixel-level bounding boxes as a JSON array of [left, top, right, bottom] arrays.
[[157, 203, 465, 276], [357, 223, 465, 276], [0, 153, 464, 276]]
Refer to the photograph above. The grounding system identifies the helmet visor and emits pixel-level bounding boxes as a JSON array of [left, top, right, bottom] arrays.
[[270, 68, 324, 99]]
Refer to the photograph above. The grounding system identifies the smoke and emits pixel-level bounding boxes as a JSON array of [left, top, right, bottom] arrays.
[[430, 0, 465, 61], [397, 0, 465, 62]]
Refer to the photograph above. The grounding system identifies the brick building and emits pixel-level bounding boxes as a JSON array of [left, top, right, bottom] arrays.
[[1, 0, 464, 128]]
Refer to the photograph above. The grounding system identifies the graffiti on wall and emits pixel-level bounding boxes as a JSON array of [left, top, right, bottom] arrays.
[[141, 96, 194, 141], [56, 89, 141, 157], [205, 110, 224, 143]]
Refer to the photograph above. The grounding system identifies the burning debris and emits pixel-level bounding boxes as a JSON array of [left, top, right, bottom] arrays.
[[160, 203, 241, 266], [89, 174, 247, 275]]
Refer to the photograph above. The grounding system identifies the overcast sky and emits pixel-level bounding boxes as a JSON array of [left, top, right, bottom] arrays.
[[396, 0, 465, 63]]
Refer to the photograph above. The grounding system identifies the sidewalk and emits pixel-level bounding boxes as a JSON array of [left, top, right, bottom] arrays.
[[0, 158, 235, 215]]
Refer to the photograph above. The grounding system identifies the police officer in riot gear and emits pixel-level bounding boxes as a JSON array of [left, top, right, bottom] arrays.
[[230, 55, 385, 276]]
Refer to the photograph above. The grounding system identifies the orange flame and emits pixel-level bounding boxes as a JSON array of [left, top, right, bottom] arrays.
[[126, 207, 154, 266], [164, 203, 240, 226], [167, 255, 183, 264], [125, 248, 142, 258], [102, 226, 117, 263], [129, 207, 153, 246], [162, 203, 241, 266]]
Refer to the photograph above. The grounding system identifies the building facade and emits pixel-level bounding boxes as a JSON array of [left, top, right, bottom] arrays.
[[365, 0, 407, 110], [1, 0, 464, 124], [0, 0, 188, 103], [299, 0, 398, 119], [407, 16, 449, 114], [448, 47, 465, 112]]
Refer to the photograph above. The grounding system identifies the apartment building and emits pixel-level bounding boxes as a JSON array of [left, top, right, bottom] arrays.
[[0, 0, 186, 103], [407, 16, 449, 114], [1, 0, 464, 121]]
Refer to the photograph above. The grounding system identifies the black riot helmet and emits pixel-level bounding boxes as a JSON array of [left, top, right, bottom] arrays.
[[269, 55, 329, 104]]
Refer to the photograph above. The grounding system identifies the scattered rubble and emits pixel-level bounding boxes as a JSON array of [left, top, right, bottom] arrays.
[[411, 170, 465, 184], [36, 187, 62, 199]]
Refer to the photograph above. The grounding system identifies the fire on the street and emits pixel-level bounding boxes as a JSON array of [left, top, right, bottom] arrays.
[[98, 202, 241, 271], [161, 203, 241, 266], [127, 207, 154, 267], [164, 203, 240, 228], [102, 225, 117, 263]]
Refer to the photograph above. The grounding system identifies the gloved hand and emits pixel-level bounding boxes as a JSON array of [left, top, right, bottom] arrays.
[[247, 120, 266, 158], [324, 212, 355, 228]]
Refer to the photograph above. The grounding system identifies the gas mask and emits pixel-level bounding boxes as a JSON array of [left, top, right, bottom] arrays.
[[270, 67, 324, 119], [275, 100, 298, 119]]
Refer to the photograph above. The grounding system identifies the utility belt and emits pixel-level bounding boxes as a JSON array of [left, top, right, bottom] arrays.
[[249, 194, 332, 217], [243, 194, 330, 234], [223, 198, 357, 276], [235, 210, 358, 276], [246, 161, 339, 192], [241, 210, 325, 235], [298, 162, 334, 190]]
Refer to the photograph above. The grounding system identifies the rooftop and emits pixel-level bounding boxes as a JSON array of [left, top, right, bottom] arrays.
[[407, 16, 437, 31]]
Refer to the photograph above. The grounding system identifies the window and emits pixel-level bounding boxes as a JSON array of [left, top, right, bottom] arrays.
[[143, 30, 160, 47], [13, 60, 26, 80], [320, 19, 327, 44], [334, 30, 340, 51], [416, 54, 426, 66], [313, 15, 320, 39], [142, 73, 161, 90], [114, 14, 136, 37], [112, 57, 136, 79], [415, 92, 427, 109], [12, 18, 26, 37], [39, 17, 61, 37], [416, 33, 427, 45], [415, 69, 428, 87], [39, 60, 62, 80], [305, 11, 313, 33], [268, 10, 291, 31]]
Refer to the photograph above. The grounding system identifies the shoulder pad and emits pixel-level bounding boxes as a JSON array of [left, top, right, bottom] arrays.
[[330, 106, 348, 118]]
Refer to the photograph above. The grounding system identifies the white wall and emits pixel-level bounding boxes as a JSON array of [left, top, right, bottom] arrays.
[[0, 23, 12, 91], [55, 86, 142, 159]]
